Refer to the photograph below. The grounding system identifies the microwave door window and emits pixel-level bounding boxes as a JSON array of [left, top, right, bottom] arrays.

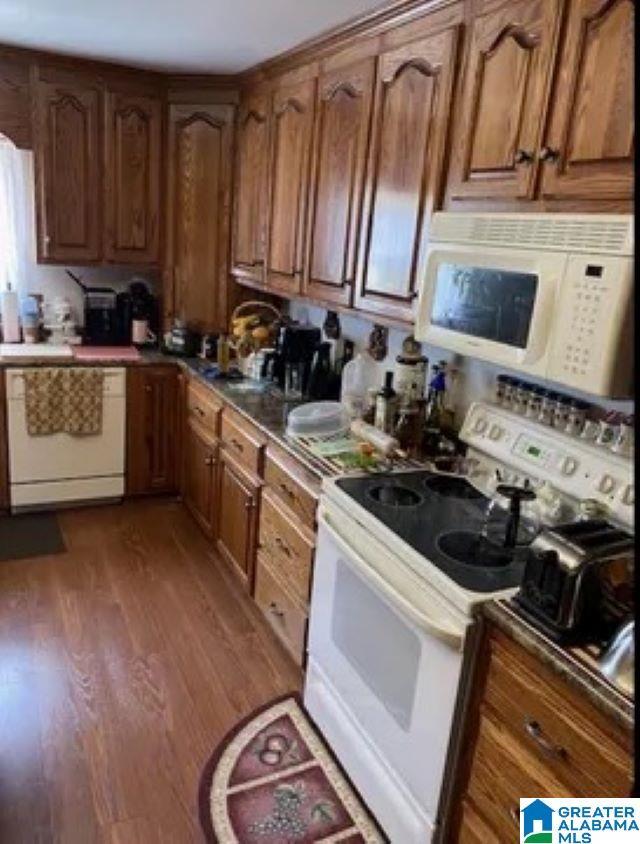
[[431, 264, 538, 348]]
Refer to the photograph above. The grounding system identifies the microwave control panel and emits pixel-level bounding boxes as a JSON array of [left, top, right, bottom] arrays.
[[461, 402, 634, 528]]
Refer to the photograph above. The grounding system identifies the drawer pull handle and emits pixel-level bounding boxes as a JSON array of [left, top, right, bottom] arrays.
[[204, 455, 216, 467], [279, 482, 296, 500], [231, 437, 244, 452], [539, 145, 560, 163], [194, 405, 205, 417], [525, 718, 566, 759], [274, 536, 291, 556], [269, 601, 284, 618], [245, 498, 254, 511], [514, 148, 534, 164], [509, 807, 520, 826]]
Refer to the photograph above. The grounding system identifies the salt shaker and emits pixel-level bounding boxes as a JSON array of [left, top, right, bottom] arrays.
[[552, 394, 571, 430], [538, 391, 555, 426], [611, 414, 634, 457], [565, 399, 588, 437], [595, 410, 619, 448]]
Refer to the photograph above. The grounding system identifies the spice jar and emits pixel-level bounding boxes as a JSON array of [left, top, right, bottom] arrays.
[[495, 374, 509, 406], [565, 399, 588, 437], [538, 391, 555, 426], [525, 386, 543, 420], [511, 381, 529, 415], [501, 376, 516, 411], [552, 394, 571, 429]]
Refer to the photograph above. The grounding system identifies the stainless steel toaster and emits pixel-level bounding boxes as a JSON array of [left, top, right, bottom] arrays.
[[515, 519, 634, 643]]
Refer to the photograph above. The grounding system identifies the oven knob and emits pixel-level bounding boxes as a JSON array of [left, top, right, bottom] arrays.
[[597, 474, 616, 494], [488, 423, 503, 441], [620, 484, 634, 506], [559, 456, 578, 476], [473, 416, 488, 434]]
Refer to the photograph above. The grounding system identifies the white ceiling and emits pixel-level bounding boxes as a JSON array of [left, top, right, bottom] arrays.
[[0, 0, 388, 73]]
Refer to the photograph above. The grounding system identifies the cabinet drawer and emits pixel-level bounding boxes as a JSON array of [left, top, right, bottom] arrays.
[[254, 552, 307, 665], [220, 407, 265, 475], [259, 490, 314, 606], [186, 380, 222, 435], [264, 443, 319, 528], [484, 631, 632, 796], [466, 709, 572, 842]]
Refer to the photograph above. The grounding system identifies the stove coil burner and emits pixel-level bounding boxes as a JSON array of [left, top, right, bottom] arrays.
[[424, 475, 484, 500], [367, 484, 423, 508], [437, 530, 513, 568]]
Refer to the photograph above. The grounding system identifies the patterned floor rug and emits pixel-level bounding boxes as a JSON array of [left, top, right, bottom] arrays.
[[199, 694, 386, 843]]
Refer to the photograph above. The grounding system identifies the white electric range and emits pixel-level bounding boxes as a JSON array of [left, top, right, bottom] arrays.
[[304, 401, 634, 844]]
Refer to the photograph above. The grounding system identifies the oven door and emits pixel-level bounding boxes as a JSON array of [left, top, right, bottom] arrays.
[[305, 508, 470, 844], [415, 243, 564, 374]]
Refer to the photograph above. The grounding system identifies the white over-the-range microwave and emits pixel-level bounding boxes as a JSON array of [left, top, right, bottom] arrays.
[[415, 212, 634, 398]]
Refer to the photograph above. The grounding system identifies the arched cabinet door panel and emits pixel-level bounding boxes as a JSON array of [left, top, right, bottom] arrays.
[[446, 0, 562, 202], [265, 79, 316, 296], [165, 104, 234, 333], [539, 0, 634, 203], [303, 58, 375, 307], [355, 24, 460, 322], [232, 90, 269, 283], [34, 78, 102, 263], [104, 91, 162, 263]]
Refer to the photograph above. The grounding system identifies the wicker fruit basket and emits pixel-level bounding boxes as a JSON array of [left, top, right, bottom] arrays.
[[230, 301, 282, 357]]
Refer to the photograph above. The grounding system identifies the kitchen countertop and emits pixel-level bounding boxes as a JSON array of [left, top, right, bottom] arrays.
[[483, 599, 634, 732], [1, 348, 632, 731]]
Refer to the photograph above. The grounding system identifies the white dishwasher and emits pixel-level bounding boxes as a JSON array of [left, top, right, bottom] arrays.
[[6, 367, 126, 509]]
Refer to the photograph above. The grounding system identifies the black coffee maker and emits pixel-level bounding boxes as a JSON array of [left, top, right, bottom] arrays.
[[267, 324, 321, 396], [66, 270, 132, 345]]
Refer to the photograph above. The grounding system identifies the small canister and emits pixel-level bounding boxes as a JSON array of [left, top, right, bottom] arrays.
[[595, 411, 619, 448], [512, 381, 531, 415], [501, 376, 516, 411], [611, 414, 634, 457], [565, 399, 588, 437]]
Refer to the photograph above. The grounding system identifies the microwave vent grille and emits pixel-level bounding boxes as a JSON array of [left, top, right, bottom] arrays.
[[430, 213, 633, 255]]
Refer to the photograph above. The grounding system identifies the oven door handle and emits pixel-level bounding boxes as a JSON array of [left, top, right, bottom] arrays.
[[319, 513, 465, 650]]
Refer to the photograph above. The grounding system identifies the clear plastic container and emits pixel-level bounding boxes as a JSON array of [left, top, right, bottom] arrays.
[[286, 401, 351, 438]]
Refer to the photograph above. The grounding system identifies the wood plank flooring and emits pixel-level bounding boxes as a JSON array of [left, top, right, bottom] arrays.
[[0, 500, 302, 843]]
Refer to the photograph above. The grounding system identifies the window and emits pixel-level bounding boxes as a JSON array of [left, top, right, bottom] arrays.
[[0, 135, 33, 294]]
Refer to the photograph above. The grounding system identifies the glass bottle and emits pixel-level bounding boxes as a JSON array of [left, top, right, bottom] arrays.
[[374, 371, 398, 434]]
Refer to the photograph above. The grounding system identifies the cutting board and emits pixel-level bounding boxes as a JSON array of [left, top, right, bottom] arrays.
[[72, 346, 141, 362]]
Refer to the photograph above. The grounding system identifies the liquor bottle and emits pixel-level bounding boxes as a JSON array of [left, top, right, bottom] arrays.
[[374, 371, 398, 434]]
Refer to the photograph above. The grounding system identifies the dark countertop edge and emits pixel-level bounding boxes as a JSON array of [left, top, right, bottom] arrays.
[[482, 599, 634, 733]]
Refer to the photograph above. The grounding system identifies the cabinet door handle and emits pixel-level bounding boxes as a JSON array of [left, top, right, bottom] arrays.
[[269, 601, 284, 618], [509, 807, 520, 826], [279, 482, 296, 500], [274, 536, 291, 556], [145, 384, 152, 393], [524, 718, 566, 759], [194, 405, 205, 417], [538, 146, 560, 163], [204, 455, 216, 466], [244, 497, 254, 511], [514, 148, 534, 164], [231, 437, 244, 452]]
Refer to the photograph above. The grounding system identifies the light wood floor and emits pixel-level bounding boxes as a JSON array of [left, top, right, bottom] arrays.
[[0, 499, 302, 843]]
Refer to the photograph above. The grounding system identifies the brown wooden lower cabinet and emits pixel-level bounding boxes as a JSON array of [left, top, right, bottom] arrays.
[[126, 365, 178, 495], [216, 447, 260, 590], [183, 417, 219, 538], [450, 623, 633, 841], [254, 552, 308, 666]]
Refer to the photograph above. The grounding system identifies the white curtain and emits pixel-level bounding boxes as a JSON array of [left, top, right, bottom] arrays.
[[0, 135, 33, 294]]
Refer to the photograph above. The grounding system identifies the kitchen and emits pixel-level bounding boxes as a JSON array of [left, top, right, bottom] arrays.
[[0, 0, 634, 842]]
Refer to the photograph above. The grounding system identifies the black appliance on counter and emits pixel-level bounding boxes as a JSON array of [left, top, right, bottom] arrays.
[[515, 519, 634, 644], [66, 270, 132, 345], [162, 318, 201, 357], [267, 324, 321, 395]]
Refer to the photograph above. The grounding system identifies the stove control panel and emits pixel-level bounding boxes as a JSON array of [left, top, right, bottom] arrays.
[[460, 401, 634, 528]]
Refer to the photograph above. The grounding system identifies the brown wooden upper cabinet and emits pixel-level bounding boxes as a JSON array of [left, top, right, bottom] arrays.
[[34, 73, 102, 263], [539, 0, 634, 203], [232, 89, 270, 284], [34, 67, 163, 265], [104, 90, 162, 263], [446, 0, 562, 203], [265, 77, 316, 295], [303, 59, 375, 307], [165, 103, 234, 332], [355, 22, 460, 322]]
